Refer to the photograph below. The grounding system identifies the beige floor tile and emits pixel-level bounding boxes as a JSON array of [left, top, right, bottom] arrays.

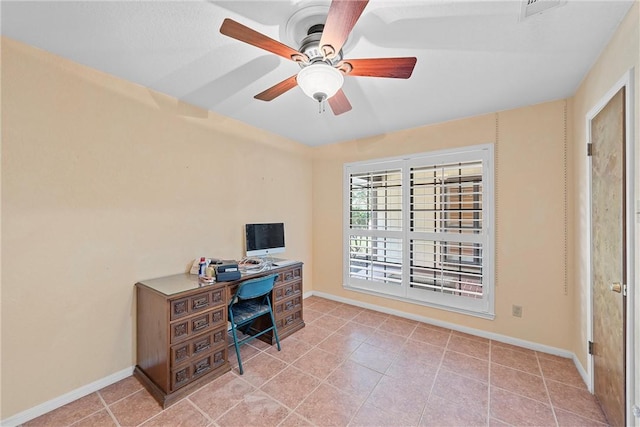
[[278, 411, 313, 426], [491, 344, 542, 376], [546, 380, 608, 424], [348, 342, 397, 373], [264, 335, 313, 364], [139, 400, 209, 427], [351, 400, 421, 427], [398, 338, 445, 367], [108, 389, 163, 427], [431, 370, 489, 411], [554, 407, 609, 426], [351, 309, 389, 328], [325, 359, 383, 399], [441, 349, 489, 383], [420, 394, 487, 427], [317, 329, 364, 358], [24, 393, 105, 427], [539, 356, 587, 389], [292, 346, 344, 379], [490, 363, 549, 403], [447, 334, 490, 360], [188, 373, 256, 420], [69, 409, 117, 427], [216, 390, 289, 426], [260, 366, 321, 409], [98, 376, 144, 405], [410, 324, 452, 347], [233, 351, 288, 387], [25, 297, 611, 427], [490, 387, 556, 427], [378, 316, 418, 337], [367, 374, 430, 420], [335, 320, 377, 341], [294, 383, 361, 426], [364, 330, 408, 353]]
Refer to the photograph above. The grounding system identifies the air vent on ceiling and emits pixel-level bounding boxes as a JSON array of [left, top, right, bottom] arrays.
[[520, 0, 567, 20]]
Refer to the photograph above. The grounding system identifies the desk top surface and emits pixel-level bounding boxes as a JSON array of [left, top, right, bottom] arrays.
[[136, 262, 301, 297]]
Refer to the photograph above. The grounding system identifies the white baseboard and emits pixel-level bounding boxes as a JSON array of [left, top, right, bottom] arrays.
[[1, 366, 134, 427], [572, 354, 590, 390], [308, 291, 580, 362]]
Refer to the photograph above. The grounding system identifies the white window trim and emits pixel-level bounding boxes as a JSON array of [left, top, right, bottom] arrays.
[[343, 144, 495, 319]]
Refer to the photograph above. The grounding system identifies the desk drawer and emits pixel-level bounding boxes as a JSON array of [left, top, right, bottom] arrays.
[[275, 266, 301, 285], [170, 307, 226, 344], [274, 295, 302, 319], [274, 280, 302, 302], [275, 309, 302, 330], [170, 327, 226, 368], [170, 348, 226, 391], [170, 288, 225, 321]]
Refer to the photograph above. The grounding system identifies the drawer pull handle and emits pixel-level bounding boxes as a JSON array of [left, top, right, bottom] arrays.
[[285, 273, 293, 280], [193, 299, 209, 309], [174, 323, 187, 337], [175, 369, 188, 384], [173, 301, 187, 315], [285, 288, 293, 296], [193, 319, 209, 331], [194, 342, 210, 353], [285, 301, 294, 311], [194, 360, 210, 374]]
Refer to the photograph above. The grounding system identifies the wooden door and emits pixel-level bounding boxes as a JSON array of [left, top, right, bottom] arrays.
[[590, 87, 626, 427]]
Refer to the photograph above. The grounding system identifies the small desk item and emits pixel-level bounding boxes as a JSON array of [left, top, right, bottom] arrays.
[[134, 262, 304, 408], [228, 274, 281, 374]]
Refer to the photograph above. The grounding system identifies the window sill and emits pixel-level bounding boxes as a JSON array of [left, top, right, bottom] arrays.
[[343, 284, 496, 320]]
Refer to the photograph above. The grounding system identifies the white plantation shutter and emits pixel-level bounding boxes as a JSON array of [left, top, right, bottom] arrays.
[[344, 145, 494, 317], [346, 163, 405, 296]]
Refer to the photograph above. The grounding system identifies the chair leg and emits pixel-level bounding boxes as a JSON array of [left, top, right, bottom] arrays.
[[229, 314, 244, 375], [268, 308, 281, 351]]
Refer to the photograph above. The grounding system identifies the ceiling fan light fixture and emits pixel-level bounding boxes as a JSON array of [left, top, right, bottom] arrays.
[[297, 63, 343, 103]]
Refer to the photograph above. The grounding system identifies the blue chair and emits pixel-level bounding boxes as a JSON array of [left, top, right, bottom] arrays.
[[228, 274, 281, 374]]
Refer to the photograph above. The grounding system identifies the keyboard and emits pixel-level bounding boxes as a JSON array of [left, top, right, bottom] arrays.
[[272, 260, 296, 267]]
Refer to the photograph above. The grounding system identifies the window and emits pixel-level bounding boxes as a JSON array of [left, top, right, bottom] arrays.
[[344, 144, 494, 317]]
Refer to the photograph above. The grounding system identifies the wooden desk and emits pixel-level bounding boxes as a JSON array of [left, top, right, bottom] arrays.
[[134, 262, 304, 408]]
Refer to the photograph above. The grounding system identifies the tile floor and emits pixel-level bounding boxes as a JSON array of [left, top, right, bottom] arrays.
[[24, 296, 608, 427]]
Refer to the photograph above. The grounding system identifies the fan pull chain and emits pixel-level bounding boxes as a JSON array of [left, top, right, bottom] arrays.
[[318, 98, 327, 114]]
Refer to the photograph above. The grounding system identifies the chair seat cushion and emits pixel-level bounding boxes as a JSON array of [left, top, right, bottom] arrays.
[[230, 300, 271, 324]]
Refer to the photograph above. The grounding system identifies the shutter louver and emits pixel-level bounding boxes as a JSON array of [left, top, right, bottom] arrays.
[[409, 161, 484, 299]]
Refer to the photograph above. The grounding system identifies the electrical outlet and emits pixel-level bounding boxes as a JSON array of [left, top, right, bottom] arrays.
[[512, 305, 523, 317]]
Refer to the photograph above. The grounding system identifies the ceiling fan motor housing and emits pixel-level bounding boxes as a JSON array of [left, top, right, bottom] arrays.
[[298, 25, 343, 68]]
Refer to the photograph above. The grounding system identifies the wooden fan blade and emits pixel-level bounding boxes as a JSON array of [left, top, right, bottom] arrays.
[[341, 57, 417, 79], [220, 18, 308, 63], [254, 75, 298, 101], [319, 0, 368, 59], [328, 89, 352, 115]]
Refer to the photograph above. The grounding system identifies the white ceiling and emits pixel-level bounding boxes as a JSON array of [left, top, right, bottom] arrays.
[[1, 0, 633, 146]]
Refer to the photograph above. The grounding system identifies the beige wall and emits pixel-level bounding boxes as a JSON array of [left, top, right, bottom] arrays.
[[571, 0, 638, 366], [312, 100, 570, 348], [1, 37, 314, 418], [569, 0, 639, 414]]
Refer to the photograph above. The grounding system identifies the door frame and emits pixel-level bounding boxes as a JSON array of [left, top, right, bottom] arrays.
[[585, 68, 635, 423]]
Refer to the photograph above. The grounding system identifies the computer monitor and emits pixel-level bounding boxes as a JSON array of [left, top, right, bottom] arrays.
[[245, 223, 285, 257]]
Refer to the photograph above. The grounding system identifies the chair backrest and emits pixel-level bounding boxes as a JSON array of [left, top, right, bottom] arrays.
[[233, 274, 277, 301]]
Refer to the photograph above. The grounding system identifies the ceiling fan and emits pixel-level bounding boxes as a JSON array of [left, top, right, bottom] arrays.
[[219, 0, 417, 115]]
